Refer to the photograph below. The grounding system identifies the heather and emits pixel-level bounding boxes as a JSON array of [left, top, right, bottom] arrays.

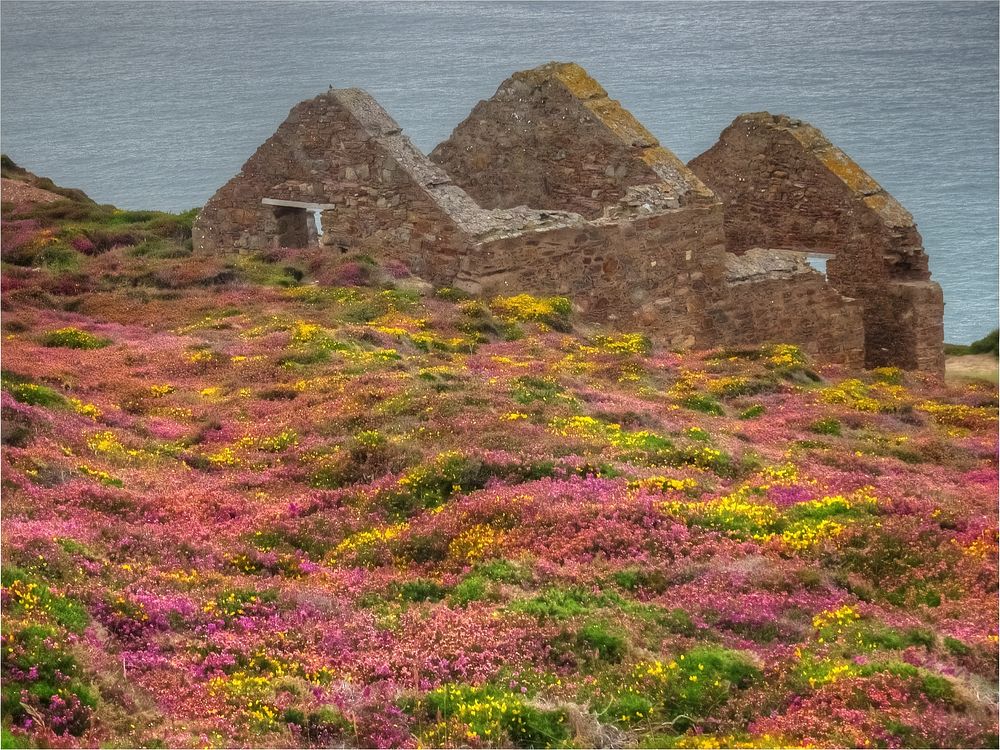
[[1, 169, 998, 748]]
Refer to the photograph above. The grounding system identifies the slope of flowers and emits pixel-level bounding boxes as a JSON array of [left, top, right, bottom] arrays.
[[1, 168, 998, 748]]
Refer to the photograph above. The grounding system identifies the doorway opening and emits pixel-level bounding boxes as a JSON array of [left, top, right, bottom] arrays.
[[262, 198, 336, 249], [273, 205, 314, 248]]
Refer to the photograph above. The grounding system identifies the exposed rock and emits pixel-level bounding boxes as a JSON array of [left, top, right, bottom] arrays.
[[1, 177, 64, 210]]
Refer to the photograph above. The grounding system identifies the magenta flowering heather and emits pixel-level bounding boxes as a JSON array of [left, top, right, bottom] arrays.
[[1, 175, 997, 748]]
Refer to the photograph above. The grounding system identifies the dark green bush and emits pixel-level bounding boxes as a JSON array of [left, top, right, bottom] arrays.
[[282, 706, 351, 744], [393, 531, 451, 564], [422, 685, 569, 748], [2, 372, 67, 408], [473, 558, 525, 583], [448, 575, 490, 606], [511, 375, 565, 405], [739, 404, 765, 420], [945, 329, 999, 357], [969, 329, 999, 355], [395, 578, 447, 602], [576, 621, 627, 662], [601, 692, 654, 726], [652, 646, 760, 721], [943, 636, 971, 656], [378, 453, 493, 519], [681, 394, 724, 416], [1, 624, 97, 736], [509, 586, 605, 620], [2, 568, 88, 632], [435, 286, 472, 302], [41, 327, 110, 350], [809, 417, 842, 436], [612, 567, 668, 594]]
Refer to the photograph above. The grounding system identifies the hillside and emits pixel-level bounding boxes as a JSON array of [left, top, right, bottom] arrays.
[[1, 162, 998, 748]]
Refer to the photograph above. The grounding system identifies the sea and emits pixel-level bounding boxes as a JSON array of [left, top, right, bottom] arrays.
[[2, 1, 997, 343]]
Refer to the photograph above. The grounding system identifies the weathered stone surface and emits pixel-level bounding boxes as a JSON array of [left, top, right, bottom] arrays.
[[711, 249, 865, 367], [724, 247, 812, 284], [430, 62, 716, 219], [689, 112, 943, 372], [193, 66, 944, 373]]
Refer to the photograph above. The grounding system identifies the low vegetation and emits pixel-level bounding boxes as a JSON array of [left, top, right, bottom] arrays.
[[2, 160, 997, 748]]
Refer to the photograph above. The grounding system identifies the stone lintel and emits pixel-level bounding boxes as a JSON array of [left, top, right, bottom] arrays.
[[724, 247, 818, 285], [261, 198, 336, 210]]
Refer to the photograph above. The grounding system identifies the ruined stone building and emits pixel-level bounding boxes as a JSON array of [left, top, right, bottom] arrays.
[[193, 62, 944, 372]]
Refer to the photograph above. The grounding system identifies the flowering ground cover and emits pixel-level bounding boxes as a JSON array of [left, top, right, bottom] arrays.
[[1, 163, 998, 748]]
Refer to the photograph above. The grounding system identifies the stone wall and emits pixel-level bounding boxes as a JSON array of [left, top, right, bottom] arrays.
[[454, 218, 863, 366], [455, 204, 728, 350], [688, 112, 944, 372], [431, 62, 716, 219], [193, 89, 477, 283], [194, 69, 942, 374], [879, 281, 946, 371], [706, 249, 865, 367]]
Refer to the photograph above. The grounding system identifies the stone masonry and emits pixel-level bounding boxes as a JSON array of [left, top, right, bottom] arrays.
[[193, 64, 944, 373], [688, 113, 944, 371], [430, 62, 717, 218]]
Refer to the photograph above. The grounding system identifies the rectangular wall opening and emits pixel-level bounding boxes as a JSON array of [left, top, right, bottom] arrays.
[[804, 252, 834, 278], [262, 198, 336, 249], [273, 205, 314, 248]]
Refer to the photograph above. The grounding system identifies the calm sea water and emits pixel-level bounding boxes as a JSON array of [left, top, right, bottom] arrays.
[[2, 1, 997, 342]]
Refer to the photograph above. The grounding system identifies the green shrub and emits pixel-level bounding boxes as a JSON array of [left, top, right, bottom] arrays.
[[490, 294, 573, 332], [680, 394, 724, 416], [809, 417, 842, 436], [2, 372, 67, 408], [969, 329, 999, 355], [511, 375, 565, 405], [1, 624, 97, 736], [943, 636, 971, 656], [213, 588, 277, 620], [2, 568, 88, 632], [659, 608, 699, 637], [612, 568, 668, 594], [576, 622, 627, 662], [448, 575, 490, 606], [435, 286, 472, 302], [473, 558, 525, 584], [857, 662, 956, 704], [393, 531, 451, 564], [0, 153, 24, 176], [647, 646, 760, 722], [278, 348, 331, 367], [378, 453, 493, 519], [395, 578, 447, 602], [601, 692, 654, 726], [509, 586, 605, 620], [945, 329, 999, 357], [858, 624, 934, 651], [128, 238, 189, 258], [422, 685, 569, 748], [282, 706, 351, 743], [38, 241, 82, 269], [41, 327, 110, 350], [670, 443, 733, 476], [739, 404, 765, 420], [1, 725, 33, 748]]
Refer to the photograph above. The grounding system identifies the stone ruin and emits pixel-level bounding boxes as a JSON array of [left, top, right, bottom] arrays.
[[193, 62, 944, 372]]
